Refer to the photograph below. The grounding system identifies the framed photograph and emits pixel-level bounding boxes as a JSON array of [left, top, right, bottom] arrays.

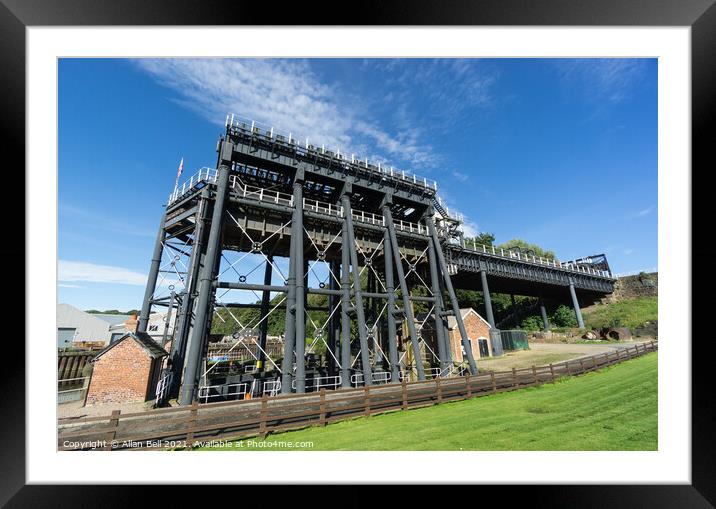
[[4, 0, 713, 504]]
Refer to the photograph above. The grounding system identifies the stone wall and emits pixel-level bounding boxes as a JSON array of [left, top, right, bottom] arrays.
[[604, 271, 658, 303]]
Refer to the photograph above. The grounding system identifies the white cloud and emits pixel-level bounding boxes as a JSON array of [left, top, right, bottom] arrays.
[[451, 170, 469, 182], [636, 206, 655, 217], [555, 58, 649, 106], [58, 260, 147, 286], [135, 58, 442, 171], [460, 219, 480, 239]]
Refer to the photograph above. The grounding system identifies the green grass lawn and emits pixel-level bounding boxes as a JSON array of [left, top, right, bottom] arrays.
[[582, 296, 658, 330], [204, 352, 658, 451]]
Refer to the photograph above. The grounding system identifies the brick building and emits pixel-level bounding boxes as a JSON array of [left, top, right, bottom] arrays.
[[420, 307, 492, 363], [447, 308, 493, 361], [85, 332, 168, 406]]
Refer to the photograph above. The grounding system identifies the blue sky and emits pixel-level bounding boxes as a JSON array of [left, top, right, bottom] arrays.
[[58, 58, 657, 311]]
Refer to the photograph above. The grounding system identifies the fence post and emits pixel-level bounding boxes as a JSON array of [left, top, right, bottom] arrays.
[[566, 361, 572, 376], [579, 358, 585, 373], [549, 363, 555, 382], [466, 374, 472, 398], [185, 400, 199, 450], [319, 389, 326, 426], [402, 377, 408, 410], [512, 368, 517, 388], [531, 365, 538, 385], [436, 377, 442, 404], [491, 371, 497, 393], [104, 410, 121, 451], [365, 385, 371, 416], [259, 394, 268, 437]]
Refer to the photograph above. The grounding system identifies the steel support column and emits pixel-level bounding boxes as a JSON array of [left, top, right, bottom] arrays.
[[327, 259, 339, 376], [280, 176, 304, 393], [383, 227, 401, 382], [428, 237, 450, 371], [294, 203, 306, 392], [479, 267, 496, 328], [383, 205, 426, 381], [426, 216, 477, 375], [256, 255, 273, 372], [179, 158, 232, 405], [138, 210, 167, 332], [340, 225, 352, 388], [569, 280, 585, 328], [342, 192, 373, 385], [168, 190, 209, 397], [438, 275, 452, 366], [539, 297, 550, 331]]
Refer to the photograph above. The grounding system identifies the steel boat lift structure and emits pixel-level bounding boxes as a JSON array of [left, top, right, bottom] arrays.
[[137, 115, 616, 406]]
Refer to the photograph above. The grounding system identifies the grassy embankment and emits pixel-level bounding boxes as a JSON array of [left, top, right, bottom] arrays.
[[581, 296, 658, 330], [203, 351, 658, 451]]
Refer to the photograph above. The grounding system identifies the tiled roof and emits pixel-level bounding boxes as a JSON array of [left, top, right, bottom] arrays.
[[92, 332, 169, 361]]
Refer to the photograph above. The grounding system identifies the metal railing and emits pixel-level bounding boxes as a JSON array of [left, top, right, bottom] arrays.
[[225, 114, 439, 192], [462, 241, 613, 278], [351, 371, 392, 387], [58, 377, 90, 404], [198, 382, 249, 403], [166, 171, 611, 278], [293, 375, 342, 391], [155, 372, 171, 404], [262, 380, 282, 397], [167, 167, 217, 205]]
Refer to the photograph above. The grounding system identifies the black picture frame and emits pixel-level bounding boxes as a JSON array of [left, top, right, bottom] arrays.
[[3, 0, 713, 505]]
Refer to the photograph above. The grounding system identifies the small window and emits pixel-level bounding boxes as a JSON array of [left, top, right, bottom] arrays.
[[149, 325, 159, 332]]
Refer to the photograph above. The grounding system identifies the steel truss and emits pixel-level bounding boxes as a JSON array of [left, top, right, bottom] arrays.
[[138, 116, 616, 405]]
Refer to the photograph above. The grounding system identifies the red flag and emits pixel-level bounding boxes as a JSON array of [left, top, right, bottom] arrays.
[[174, 158, 184, 189]]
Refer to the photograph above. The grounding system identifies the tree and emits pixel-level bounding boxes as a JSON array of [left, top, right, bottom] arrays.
[[496, 238, 556, 260], [464, 232, 496, 249]]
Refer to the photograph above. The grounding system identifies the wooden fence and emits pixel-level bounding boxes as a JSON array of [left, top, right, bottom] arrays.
[[58, 351, 96, 387], [57, 340, 658, 451]]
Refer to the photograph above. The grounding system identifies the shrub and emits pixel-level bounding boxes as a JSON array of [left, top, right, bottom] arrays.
[[520, 315, 544, 331], [551, 305, 578, 328]]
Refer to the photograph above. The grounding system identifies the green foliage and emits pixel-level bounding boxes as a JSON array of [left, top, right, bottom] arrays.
[[85, 309, 139, 315], [583, 297, 658, 330], [464, 232, 496, 248], [551, 304, 578, 328], [520, 315, 544, 331], [496, 238, 556, 260]]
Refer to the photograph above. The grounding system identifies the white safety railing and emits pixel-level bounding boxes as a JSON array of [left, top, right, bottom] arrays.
[[155, 372, 171, 403], [464, 241, 613, 278], [262, 379, 282, 397], [424, 367, 443, 379], [57, 377, 90, 404], [232, 176, 294, 207], [226, 113, 438, 192], [351, 371, 392, 387], [303, 198, 343, 218], [198, 382, 249, 403], [292, 375, 342, 391], [167, 167, 217, 205]]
